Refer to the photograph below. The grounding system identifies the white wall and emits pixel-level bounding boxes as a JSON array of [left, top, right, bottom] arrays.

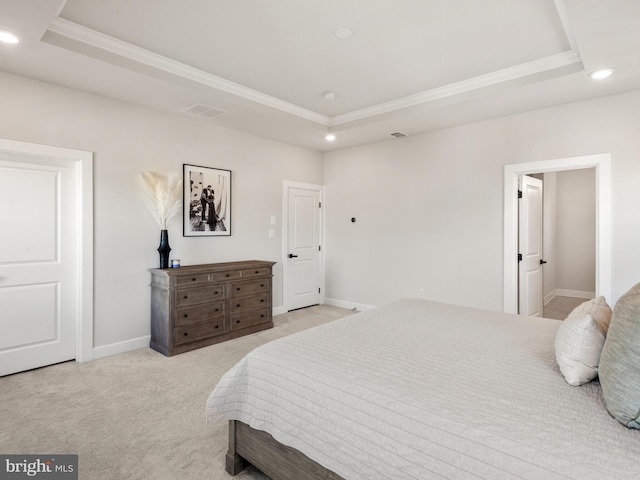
[[556, 168, 596, 295], [0, 71, 323, 352], [3, 69, 639, 353], [324, 89, 640, 311]]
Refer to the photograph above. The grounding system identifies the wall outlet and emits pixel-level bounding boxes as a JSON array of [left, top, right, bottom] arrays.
[[418, 288, 425, 298], [270, 215, 276, 225], [268, 229, 276, 238]]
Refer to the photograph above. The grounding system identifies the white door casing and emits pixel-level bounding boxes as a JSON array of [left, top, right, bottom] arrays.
[[0, 139, 93, 376], [504, 154, 611, 314], [283, 182, 323, 311], [518, 175, 543, 316]]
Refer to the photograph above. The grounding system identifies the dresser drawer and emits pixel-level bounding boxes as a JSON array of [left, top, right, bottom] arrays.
[[175, 285, 224, 307], [230, 308, 270, 331], [174, 273, 210, 287], [242, 267, 270, 278], [230, 279, 270, 298], [175, 301, 225, 326], [230, 292, 269, 313], [174, 318, 225, 346], [210, 270, 243, 282]]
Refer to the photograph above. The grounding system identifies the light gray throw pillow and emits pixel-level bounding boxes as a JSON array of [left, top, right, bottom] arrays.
[[599, 282, 640, 428], [555, 296, 612, 386]]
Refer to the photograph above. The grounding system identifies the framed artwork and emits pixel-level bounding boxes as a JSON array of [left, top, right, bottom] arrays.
[[183, 164, 231, 236]]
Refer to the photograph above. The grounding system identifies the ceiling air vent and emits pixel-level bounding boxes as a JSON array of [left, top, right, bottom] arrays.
[[182, 103, 228, 119], [390, 132, 407, 138]]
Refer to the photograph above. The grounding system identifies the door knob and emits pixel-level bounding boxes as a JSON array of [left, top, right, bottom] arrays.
[[540, 259, 548, 265], [288, 254, 298, 258]]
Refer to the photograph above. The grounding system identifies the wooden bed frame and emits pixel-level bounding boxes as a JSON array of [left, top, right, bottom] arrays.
[[226, 420, 344, 480]]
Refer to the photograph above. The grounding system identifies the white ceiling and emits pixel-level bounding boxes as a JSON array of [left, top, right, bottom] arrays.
[[0, 0, 639, 151]]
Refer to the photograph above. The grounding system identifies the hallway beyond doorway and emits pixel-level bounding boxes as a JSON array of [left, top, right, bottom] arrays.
[[543, 296, 587, 320]]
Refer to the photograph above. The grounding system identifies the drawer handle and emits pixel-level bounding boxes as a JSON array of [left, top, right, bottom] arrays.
[[260, 299, 264, 303], [183, 295, 188, 299], [255, 271, 259, 274], [183, 314, 188, 318], [236, 287, 241, 291], [215, 325, 219, 329], [214, 291, 219, 294], [261, 314, 265, 318], [261, 284, 265, 287], [236, 304, 241, 308], [225, 274, 230, 277], [236, 320, 241, 324], [191, 278, 197, 282], [214, 308, 219, 312], [183, 332, 189, 337]]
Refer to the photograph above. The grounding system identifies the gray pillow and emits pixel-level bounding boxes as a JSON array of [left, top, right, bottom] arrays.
[[599, 282, 640, 428]]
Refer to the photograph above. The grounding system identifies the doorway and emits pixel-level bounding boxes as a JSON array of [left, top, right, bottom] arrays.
[[0, 139, 93, 376], [282, 181, 324, 311], [504, 154, 611, 314], [519, 170, 597, 318]]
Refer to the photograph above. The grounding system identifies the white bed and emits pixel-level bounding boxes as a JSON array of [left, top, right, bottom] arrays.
[[207, 299, 640, 479]]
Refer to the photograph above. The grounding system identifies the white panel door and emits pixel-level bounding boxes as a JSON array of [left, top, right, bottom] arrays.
[[518, 175, 544, 317], [0, 155, 77, 376], [286, 187, 321, 311]]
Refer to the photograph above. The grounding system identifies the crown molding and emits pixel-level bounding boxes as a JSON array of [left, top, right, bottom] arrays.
[[45, 17, 330, 126], [45, 16, 582, 130], [329, 50, 582, 126], [553, 0, 579, 53]]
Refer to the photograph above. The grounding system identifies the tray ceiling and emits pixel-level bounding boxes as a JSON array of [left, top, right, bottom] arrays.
[[1, 0, 639, 150]]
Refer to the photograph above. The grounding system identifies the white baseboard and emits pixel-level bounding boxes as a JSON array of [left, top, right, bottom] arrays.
[[324, 297, 377, 312], [544, 290, 557, 306], [272, 306, 286, 316], [556, 289, 595, 300], [92, 335, 151, 360]]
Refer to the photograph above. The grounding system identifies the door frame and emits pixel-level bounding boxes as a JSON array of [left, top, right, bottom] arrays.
[[282, 181, 325, 312], [504, 153, 611, 313], [0, 138, 94, 362]]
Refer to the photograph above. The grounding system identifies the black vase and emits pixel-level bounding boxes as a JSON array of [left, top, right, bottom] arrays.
[[157, 229, 171, 269]]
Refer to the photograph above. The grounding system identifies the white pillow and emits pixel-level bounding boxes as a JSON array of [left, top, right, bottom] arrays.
[[554, 296, 612, 386]]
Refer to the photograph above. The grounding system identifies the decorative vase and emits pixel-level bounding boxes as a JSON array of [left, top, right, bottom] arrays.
[[157, 229, 171, 269]]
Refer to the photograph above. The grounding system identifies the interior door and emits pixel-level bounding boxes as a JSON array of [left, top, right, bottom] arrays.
[[285, 186, 321, 311], [518, 175, 544, 316], [0, 155, 78, 376]]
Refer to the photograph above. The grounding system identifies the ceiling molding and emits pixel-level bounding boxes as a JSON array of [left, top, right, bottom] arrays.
[[329, 50, 583, 126], [45, 17, 331, 126], [45, 9, 583, 131], [554, 0, 579, 54]]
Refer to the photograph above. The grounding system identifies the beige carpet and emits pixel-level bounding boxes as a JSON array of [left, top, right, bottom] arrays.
[[0, 305, 353, 480]]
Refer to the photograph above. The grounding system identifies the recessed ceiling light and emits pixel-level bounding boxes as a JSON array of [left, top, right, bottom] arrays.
[[334, 28, 352, 39], [323, 91, 337, 101], [325, 134, 336, 142], [589, 68, 615, 80], [0, 30, 19, 44]]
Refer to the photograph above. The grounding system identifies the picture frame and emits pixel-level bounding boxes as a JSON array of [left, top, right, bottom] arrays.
[[183, 164, 231, 236]]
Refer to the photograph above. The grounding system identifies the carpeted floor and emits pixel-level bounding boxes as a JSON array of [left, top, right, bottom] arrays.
[[0, 304, 353, 480]]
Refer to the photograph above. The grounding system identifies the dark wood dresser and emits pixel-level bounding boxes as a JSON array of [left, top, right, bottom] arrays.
[[149, 260, 276, 356]]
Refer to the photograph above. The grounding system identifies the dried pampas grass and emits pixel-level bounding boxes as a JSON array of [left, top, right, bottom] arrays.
[[139, 171, 183, 229]]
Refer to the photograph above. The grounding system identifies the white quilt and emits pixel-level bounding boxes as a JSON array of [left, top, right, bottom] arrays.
[[207, 299, 640, 479]]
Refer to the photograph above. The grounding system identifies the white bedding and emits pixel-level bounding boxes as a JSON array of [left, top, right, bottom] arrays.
[[207, 299, 640, 479]]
